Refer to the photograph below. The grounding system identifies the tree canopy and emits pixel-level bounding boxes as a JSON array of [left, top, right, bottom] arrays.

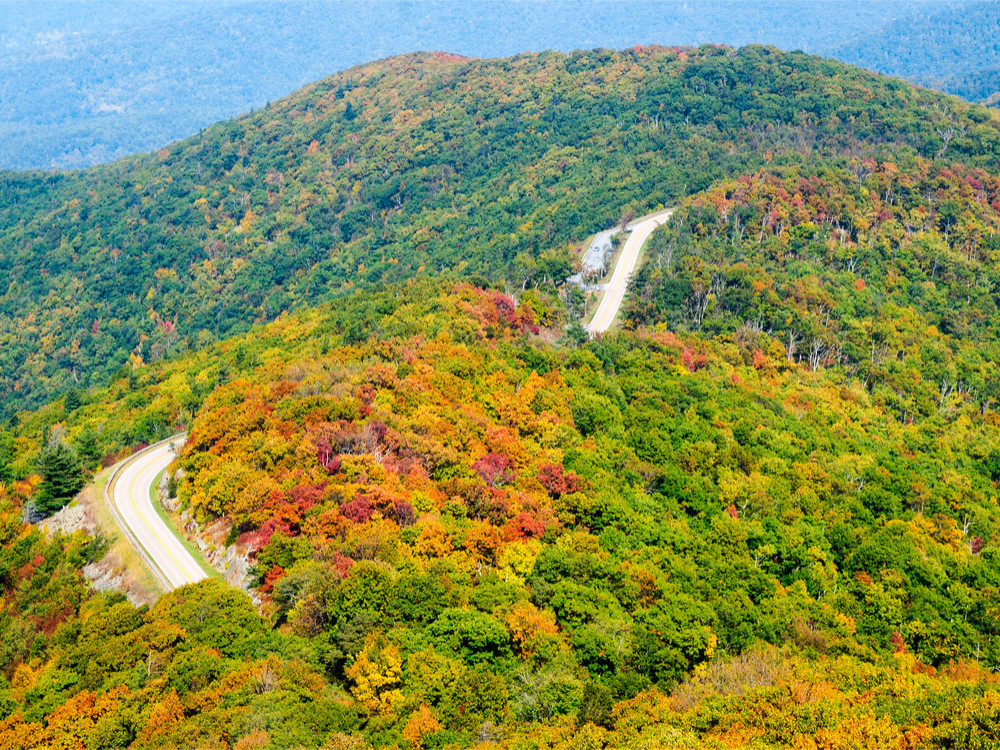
[[3, 43, 1000, 750]]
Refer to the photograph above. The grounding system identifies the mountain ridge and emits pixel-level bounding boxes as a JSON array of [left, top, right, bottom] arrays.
[[0, 0, 955, 170], [7, 43, 995, 417]]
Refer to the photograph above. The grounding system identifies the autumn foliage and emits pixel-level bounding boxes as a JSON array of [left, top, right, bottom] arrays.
[[4, 40, 1000, 748]]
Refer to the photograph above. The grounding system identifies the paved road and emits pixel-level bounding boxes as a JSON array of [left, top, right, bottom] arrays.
[[586, 210, 673, 334], [111, 438, 208, 589]]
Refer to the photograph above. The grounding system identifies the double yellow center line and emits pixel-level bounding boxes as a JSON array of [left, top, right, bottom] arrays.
[[126, 452, 197, 586]]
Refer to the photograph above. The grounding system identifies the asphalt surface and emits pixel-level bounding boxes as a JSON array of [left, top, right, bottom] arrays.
[[109, 209, 671, 587], [585, 210, 673, 334], [111, 438, 208, 589]]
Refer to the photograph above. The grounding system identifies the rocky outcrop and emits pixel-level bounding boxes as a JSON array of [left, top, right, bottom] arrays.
[[42, 490, 155, 606], [42, 498, 96, 536]]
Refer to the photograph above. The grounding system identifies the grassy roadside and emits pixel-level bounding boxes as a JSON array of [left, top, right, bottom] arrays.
[[148, 469, 221, 581]]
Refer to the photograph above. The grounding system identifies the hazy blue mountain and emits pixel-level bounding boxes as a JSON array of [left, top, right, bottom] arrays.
[[0, 0, 949, 170], [830, 1, 1000, 105], [832, 0, 1000, 79], [921, 67, 1000, 104]]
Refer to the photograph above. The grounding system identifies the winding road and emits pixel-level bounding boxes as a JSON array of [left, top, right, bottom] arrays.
[[105, 211, 672, 588], [110, 438, 208, 589], [585, 209, 673, 334]]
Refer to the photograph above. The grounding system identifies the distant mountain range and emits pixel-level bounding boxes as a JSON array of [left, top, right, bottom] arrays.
[[0, 0, 976, 171], [831, 0, 1000, 102]]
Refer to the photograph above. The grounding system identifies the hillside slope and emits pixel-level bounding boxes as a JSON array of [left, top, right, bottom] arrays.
[[832, 0, 1000, 95], [4, 41, 1000, 745], [920, 66, 1000, 106], [4, 44, 1000, 418]]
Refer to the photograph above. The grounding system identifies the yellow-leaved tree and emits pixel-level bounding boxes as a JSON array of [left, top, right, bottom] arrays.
[[346, 633, 405, 716]]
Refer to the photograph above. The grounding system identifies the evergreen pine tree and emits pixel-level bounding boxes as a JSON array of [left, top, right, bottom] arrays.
[[576, 681, 614, 729], [76, 427, 102, 467], [63, 389, 83, 413], [35, 442, 84, 516]]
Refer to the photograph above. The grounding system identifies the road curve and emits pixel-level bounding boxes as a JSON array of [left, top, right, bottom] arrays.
[[111, 438, 208, 589], [586, 210, 673, 335]]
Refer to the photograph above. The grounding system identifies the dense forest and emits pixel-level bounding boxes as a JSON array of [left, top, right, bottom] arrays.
[[2, 275, 1000, 747], [833, 1, 1000, 95], [13, 1, 1000, 172], [626, 157, 1000, 416], [3, 42, 1000, 748], [826, 0, 1000, 106], [4, 43, 999, 419], [927, 67, 1000, 107]]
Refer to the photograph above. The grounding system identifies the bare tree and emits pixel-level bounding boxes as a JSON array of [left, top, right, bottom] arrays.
[[146, 651, 164, 678], [847, 158, 873, 185], [846, 474, 867, 494], [870, 335, 890, 367], [710, 273, 727, 311], [939, 376, 959, 412], [653, 240, 676, 272], [730, 212, 745, 246], [936, 124, 965, 157], [685, 285, 711, 329], [253, 664, 278, 694], [808, 339, 826, 372], [785, 330, 799, 363]]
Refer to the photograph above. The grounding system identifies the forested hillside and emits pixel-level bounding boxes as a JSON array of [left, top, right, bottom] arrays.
[[4, 42, 1000, 749], [927, 67, 1000, 106], [832, 0, 1000, 104], [833, 1, 1000, 81], [2, 272, 1000, 747], [4, 43, 1000, 419], [0, 0, 932, 170], [626, 157, 1000, 415]]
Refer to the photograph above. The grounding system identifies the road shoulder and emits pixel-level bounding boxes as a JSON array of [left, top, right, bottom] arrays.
[[44, 467, 163, 604], [147, 468, 219, 582]]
